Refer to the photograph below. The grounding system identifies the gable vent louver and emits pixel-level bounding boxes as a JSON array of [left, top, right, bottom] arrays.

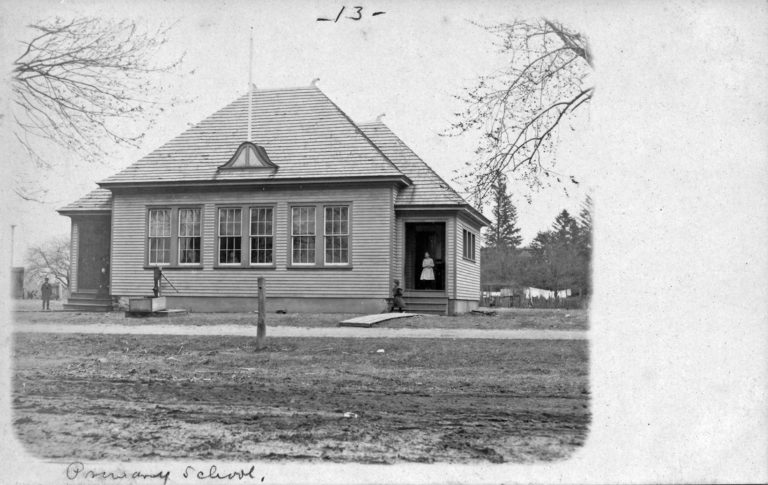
[[219, 142, 278, 170]]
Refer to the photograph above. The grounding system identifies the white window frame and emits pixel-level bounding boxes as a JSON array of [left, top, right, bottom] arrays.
[[249, 206, 274, 265], [148, 208, 171, 266], [324, 205, 350, 265], [218, 207, 243, 265], [291, 206, 317, 265], [177, 208, 202, 265], [463, 229, 477, 262]]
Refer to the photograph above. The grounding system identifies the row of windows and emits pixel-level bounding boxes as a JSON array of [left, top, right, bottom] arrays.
[[147, 205, 351, 267]]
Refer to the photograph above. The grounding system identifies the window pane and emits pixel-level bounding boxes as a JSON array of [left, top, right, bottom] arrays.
[[292, 207, 315, 235], [325, 206, 348, 235], [179, 237, 201, 264], [250, 236, 273, 264], [292, 235, 316, 264], [149, 209, 170, 237], [179, 208, 201, 237], [251, 207, 273, 236], [149, 237, 170, 264], [325, 235, 349, 264], [219, 236, 241, 264], [219, 208, 241, 236]]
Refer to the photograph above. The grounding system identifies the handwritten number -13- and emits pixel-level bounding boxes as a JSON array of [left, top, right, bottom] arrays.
[[317, 6, 385, 22]]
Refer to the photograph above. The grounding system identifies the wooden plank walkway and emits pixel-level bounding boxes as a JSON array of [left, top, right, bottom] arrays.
[[338, 312, 418, 328]]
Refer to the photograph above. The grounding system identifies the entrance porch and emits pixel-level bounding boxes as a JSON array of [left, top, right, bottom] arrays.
[[403, 221, 448, 314], [64, 215, 113, 312]]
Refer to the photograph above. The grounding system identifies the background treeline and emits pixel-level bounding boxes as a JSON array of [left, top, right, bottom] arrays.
[[481, 174, 592, 300]]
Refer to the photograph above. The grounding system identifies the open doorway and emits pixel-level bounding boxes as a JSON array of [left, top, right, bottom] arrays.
[[404, 222, 445, 291]]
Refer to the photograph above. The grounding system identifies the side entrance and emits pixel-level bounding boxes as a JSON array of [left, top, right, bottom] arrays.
[[65, 215, 113, 311], [403, 222, 448, 314]]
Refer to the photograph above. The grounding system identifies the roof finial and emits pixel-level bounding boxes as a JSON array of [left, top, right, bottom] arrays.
[[311, 78, 320, 87], [248, 27, 254, 142], [376, 113, 386, 122]]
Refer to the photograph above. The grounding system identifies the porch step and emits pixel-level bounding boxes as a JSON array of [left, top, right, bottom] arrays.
[[64, 292, 113, 312], [63, 302, 113, 312], [402, 291, 448, 315]]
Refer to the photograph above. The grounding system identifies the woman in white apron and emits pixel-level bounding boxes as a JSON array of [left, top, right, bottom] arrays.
[[420, 252, 435, 289]]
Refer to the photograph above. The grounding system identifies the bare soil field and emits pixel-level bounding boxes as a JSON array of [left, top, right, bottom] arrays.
[[13, 304, 588, 331], [12, 332, 589, 463]]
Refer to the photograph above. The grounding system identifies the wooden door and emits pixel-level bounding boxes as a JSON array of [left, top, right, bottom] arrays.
[[77, 217, 111, 291]]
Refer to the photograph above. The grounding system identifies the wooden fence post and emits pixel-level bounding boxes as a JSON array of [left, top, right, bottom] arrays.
[[256, 277, 266, 349]]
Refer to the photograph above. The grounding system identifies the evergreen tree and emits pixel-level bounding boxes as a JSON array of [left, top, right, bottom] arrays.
[[552, 209, 580, 244], [577, 194, 593, 255], [529, 210, 581, 295], [485, 174, 522, 248], [575, 195, 593, 295]]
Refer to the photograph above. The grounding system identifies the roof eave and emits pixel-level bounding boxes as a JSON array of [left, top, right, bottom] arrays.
[[395, 203, 490, 227], [57, 208, 112, 217], [99, 174, 412, 190]]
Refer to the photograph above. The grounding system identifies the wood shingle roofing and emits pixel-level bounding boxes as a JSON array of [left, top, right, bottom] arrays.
[[99, 86, 405, 186], [63, 86, 486, 224], [359, 121, 467, 207], [57, 188, 112, 213]]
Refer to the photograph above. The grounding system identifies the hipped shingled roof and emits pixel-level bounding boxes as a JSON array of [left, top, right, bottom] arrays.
[[61, 85, 486, 222], [99, 85, 404, 185], [359, 121, 466, 206]]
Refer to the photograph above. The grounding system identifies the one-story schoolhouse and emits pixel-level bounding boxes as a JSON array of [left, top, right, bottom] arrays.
[[58, 85, 488, 314]]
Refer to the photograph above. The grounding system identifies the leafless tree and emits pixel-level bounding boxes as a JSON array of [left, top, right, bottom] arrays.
[[448, 19, 593, 203], [12, 17, 186, 198], [25, 236, 71, 289]]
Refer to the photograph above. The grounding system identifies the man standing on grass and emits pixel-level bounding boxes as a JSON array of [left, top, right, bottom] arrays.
[[41, 277, 52, 311]]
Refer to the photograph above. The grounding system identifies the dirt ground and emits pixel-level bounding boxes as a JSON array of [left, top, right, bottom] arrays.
[[12, 332, 589, 463], [12, 302, 588, 331]]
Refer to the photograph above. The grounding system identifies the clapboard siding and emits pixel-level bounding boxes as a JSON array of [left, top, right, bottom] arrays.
[[455, 216, 482, 300], [389, 186, 398, 287], [111, 187, 393, 297], [446, 218, 456, 298], [70, 222, 79, 293]]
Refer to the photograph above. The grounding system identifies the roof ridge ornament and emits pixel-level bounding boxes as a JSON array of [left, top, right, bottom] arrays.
[[311, 78, 320, 87], [376, 113, 386, 122]]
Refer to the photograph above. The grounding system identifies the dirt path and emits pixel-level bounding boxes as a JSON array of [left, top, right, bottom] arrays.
[[13, 333, 589, 463], [14, 322, 587, 340]]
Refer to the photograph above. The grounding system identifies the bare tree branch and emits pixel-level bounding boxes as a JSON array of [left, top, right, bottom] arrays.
[[447, 18, 594, 203], [25, 236, 71, 289], [11, 17, 188, 196]]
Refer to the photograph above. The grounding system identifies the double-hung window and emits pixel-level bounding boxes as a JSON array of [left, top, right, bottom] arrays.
[[250, 207, 274, 264], [218, 208, 242, 264], [178, 208, 201, 264], [291, 206, 316, 265], [148, 209, 171, 265], [462, 229, 476, 262], [324, 206, 349, 264], [289, 203, 351, 267]]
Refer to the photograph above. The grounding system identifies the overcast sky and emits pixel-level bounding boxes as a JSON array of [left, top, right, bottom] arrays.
[[1, 0, 594, 265]]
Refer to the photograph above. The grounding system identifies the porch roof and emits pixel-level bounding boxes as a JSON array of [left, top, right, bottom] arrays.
[[57, 188, 112, 215]]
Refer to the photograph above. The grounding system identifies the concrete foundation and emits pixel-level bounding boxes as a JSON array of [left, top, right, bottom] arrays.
[[151, 296, 389, 314], [448, 299, 480, 315]]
